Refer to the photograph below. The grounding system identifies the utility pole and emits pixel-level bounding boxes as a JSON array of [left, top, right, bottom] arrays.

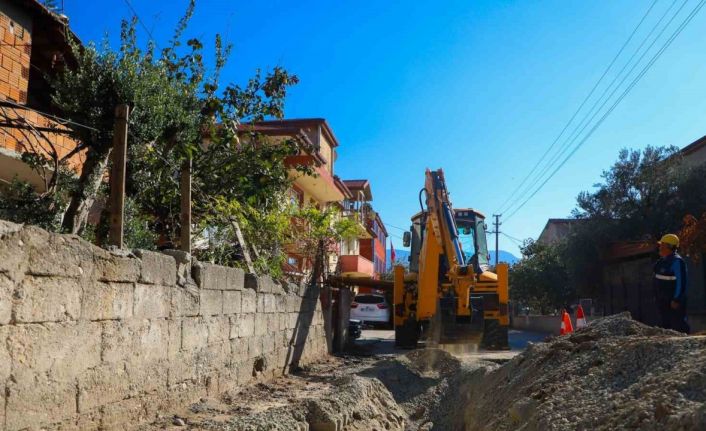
[[179, 157, 192, 254], [108, 104, 129, 249], [491, 214, 501, 266]]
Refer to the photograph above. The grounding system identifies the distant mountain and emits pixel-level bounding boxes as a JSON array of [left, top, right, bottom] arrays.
[[385, 248, 519, 267], [488, 250, 520, 266], [386, 248, 411, 267]]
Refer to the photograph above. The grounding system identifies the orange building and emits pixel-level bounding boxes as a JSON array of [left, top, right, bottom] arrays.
[[339, 179, 388, 279], [236, 120, 389, 281], [237, 118, 353, 277]]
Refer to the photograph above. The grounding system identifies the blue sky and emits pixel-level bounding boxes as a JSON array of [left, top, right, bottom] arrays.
[[62, 0, 706, 256]]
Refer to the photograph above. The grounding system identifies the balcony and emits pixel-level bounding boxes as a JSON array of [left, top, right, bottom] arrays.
[[341, 210, 372, 239], [287, 162, 344, 203], [339, 255, 374, 278]]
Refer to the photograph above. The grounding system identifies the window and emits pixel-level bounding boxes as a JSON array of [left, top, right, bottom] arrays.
[[456, 218, 490, 270], [341, 237, 358, 255], [289, 187, 303, 207], [355, 295, 385, 304]]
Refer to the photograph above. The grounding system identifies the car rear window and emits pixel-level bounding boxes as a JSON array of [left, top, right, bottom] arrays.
[[355, 295, 384, 304]]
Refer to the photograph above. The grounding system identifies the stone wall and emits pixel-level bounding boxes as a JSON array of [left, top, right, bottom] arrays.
[[0, 220, 328, 431]]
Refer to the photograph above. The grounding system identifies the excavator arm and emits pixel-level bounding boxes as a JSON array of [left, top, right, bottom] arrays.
[[394, 168, 510, 349]]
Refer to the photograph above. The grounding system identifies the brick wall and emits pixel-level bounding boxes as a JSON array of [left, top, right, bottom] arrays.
[[0, 105, 85, 168], [0, 11, 30, 104], [0, 6, 85, 177], [0, 219, 329, 431]]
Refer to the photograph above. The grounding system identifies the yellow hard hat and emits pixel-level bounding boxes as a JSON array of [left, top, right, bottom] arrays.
[[658, 234, 679, 247]]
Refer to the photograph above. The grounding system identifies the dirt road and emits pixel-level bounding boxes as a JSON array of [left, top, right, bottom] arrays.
[[355, 328, 547, 359]]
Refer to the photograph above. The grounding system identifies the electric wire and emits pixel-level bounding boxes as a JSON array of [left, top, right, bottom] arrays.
[[385, 223, 409, 232], [503, 0, 676, 218], [503, 0, 706, 222], [0, 100, 100, 132], [501, 234, 523, 248], [502, 0, 683, 217], [495, 0, 659, 215], [501, 232, 525, 244], [122, 0, 157, 42]]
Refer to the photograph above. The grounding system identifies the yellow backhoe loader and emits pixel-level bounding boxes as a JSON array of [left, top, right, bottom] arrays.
[[393, 168, 510, 349]]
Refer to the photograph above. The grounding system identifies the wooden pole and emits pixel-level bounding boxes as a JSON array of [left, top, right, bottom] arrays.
[[180, 157, 192, 253], [108, 104, 129, 248]]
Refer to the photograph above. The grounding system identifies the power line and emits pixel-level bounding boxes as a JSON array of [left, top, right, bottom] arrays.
[[502, 0, 703, 221], [501, 233, 523, 246], [502, 232, 525, 244], [122, 0, 157, 42], [495, 0, 659, 215], [0, 100, 99, 132], [385, 223, 409, 232], [503, 0, 683, 217], [504, 0, 706, 222], [501, 234, 521, 246], [504, 0, 701, 221]]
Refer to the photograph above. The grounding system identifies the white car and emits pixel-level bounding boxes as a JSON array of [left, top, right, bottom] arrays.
[[350, 294, 391, 326]]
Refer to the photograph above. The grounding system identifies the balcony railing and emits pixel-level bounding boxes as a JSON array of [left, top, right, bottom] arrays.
[[339, 254, 374, 278], [341, 207, 373, 239]]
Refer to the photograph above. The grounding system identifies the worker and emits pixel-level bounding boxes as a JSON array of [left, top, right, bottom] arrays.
[[653, 234, 690, 334]]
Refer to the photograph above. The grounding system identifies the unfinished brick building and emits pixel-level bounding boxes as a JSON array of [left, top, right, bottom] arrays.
[[0, 0, 83, 191]]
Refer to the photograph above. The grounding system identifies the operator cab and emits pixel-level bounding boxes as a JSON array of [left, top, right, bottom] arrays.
[[454, 208, 491, 273], [403, 208, 490, 275]]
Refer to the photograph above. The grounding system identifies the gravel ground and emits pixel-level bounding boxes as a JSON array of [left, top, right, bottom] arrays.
[[464, 312, 706, 431], [147, 313, 706, 430]]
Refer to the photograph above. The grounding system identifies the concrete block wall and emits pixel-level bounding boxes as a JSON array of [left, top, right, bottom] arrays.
[[511, 314, 598, 335], [0, 220, 328, 431]]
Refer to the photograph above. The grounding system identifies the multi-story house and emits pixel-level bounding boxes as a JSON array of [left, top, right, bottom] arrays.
[[237, 121, 388, 281], [339, 179, 388, 279], [0, 0, 85, 190], [238, 118, 354, 277]]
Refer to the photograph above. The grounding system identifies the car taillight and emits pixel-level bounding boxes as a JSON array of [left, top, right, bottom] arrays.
[[377, 303, 388, 309], [351, 302, 358, 308]]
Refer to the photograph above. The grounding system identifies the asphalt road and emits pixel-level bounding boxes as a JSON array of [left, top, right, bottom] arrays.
[[352, 328, 549, 360]]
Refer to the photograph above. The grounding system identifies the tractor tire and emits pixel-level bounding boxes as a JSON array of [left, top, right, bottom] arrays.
[[481, 319, 510, 350], [395, 318, 419, 348]]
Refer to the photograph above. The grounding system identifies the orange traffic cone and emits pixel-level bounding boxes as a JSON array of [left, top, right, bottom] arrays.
[[560, 309, 574, 335], [576, 304, 587, 329]]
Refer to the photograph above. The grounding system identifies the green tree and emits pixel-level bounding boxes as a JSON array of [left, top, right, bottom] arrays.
[[573, 146, 690, 238], [0, 153, 77, 231], [509, 239, 572, 314], [7, 1, 320, 277], [566, 146, 706, 298]]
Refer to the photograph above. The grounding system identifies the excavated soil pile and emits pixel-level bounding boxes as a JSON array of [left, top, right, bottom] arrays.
[[207, 375, 405, 431], [148, 357, 407, 431], [464, 312, 706, 431]]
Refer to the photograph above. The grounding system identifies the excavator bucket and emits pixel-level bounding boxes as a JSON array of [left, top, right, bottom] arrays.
[[426, 296, 506, 353]]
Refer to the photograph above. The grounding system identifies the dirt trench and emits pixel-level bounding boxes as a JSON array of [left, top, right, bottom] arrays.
[[149, 313, 706, 431], [147, 349, 492, 431]]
